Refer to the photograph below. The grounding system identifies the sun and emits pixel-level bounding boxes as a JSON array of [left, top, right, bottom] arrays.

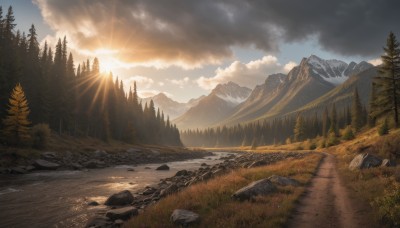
[[100, 60, 116, 73]]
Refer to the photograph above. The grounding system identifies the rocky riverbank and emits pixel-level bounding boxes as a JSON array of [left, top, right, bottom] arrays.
[[86, 151, 308, 228], [0, 147, 212, 174]]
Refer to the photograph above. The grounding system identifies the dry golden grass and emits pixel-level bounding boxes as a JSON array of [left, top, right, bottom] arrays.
[[125, 153, 323, 228], [324, 128, 400, 226]]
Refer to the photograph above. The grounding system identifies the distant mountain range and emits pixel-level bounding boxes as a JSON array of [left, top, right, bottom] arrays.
[[145, 55, 375, 130]]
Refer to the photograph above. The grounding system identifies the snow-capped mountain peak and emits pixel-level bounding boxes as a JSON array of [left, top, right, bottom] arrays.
[[305, 55, 372, 85], [212, 81, 252, 105]]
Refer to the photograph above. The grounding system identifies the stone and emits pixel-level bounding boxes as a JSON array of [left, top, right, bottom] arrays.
[[94, 150, 108, 157], [247, 160, 268, 168], [212, 168, 226, 177], [127, 168, 135, 172], [201, 163, 208, 166], [105, 190, 134, 206], [41, 152, 57, 160], [268, 175, 299, 186], [71, 163, 83, 170], [156, 164, 170, 171], [175, 169, 188, 176], [127, 148, 141, 153], [171, 209, 200, 226], [142, 187, 156, 195], [33, 159, 60, 170], [381, 159, 396, 167], [83, 159, 105, 169], [114, 219, 124, 225], [144, 167, 151, 169], [349, 153, 382, 170], [88, 201, 99, 206], [85, 216, 111, 228], [200, 171, 212, 181], [160, 184, 178, 197], [232, 179, 276, 200], [10, 167, 27, 174], [105, 206, 138, 220]]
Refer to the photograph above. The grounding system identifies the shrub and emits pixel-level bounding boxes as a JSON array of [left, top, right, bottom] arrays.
[[378, 119, 389, 136], [342, 126, 355, 140], [31, 123, 51, 149], [373, 185, 400, 227], [326, 131, 339, 147]]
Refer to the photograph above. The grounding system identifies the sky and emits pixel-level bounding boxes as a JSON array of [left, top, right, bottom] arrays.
[[1, 0, 399, 102]]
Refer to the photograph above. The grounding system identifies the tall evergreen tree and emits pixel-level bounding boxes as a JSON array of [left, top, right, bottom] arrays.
[[329, 104, 338, 136], [351, 87, 363, 132], [2, 83, 31, 145], [294, 114, 305, 142], [373, 32, 400, 127]]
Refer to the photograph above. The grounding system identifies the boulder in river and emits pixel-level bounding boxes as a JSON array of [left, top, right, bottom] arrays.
[[268, 175, 299, 186], [33, 159, 60, 170], [156, 164, 170, 170], [105, 206, 138, 220], [10, 167, 27, 174], [85, 216, 112, 228], [171, 209, 200, 226], [349, 153, 382, 170], [175, 169, 188, 176], [232, 179, 276, 200], [105, 190, 134, 206], [160, 184, 178, 197], [83, 159, 105, 169]]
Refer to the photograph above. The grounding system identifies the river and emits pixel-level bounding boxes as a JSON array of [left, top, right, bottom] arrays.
[[0, 152, 227, 228]]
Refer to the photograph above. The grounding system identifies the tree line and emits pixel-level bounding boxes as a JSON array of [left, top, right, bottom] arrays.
[[182, 32, 400, 148], [0, 6, 181, 146]]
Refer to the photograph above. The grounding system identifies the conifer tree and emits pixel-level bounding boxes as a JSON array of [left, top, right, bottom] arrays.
[[322, 107, 329, 138], [329, 104, 338, 136], [373, 32, 400, 127], [294, 114, 305, 142], [2, 83, 31, 145], [351, 87, 363, 132]]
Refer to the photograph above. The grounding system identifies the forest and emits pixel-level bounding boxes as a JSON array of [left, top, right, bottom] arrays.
[[0, 6, 182, 147]]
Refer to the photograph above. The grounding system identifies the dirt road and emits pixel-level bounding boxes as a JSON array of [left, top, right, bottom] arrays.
[[288, 153, 376, 228]]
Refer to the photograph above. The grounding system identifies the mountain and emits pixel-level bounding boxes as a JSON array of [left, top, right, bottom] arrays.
[[141, 93, 204, 119], [218, 55, 373, 126], [173, 82, 251, 129]]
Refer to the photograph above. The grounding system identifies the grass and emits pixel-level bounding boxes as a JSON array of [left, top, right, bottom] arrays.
[[325, 127, 400, 227], [125, 152, 323, 228]]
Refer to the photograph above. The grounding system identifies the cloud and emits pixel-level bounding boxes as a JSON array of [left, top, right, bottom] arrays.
[[138, 90, 173, 98], [35, 0, 399, 68], [368, 58, 382, 66], [196, 55, 294, 90], [126, 75, 154, 89], [167, 77, 190, 88], [283, 61, 298, 73]]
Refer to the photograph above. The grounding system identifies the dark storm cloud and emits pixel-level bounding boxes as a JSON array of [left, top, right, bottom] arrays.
[[35, 0, 400, 66]]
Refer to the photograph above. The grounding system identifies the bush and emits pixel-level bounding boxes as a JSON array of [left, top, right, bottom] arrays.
[[31, 123, 51, 149], [373, 185, 400, 227], [378, 119, 389, 136], [326, 131, 339, 147], [342, 126, 355, 140]]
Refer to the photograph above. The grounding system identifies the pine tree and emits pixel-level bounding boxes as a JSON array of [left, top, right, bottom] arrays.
[[322, 107, 329, 138], [368, 82, 377, 127], [329, 104, 338, 136], [2, 83, 31, 145], [351, 87, 363, 132], [294, 114, 305, 142], [373, 32, 400, 127]]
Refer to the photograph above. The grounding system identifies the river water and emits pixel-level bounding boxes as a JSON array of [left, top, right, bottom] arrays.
[[0, 152, 227, 228]]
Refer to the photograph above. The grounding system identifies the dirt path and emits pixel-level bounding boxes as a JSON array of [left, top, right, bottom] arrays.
[[288, 153, 375, 228]]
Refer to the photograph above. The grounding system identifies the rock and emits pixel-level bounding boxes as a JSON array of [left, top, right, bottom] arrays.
[[171, 209, 200, 226], [88, 201, 99, 206], [268, 175, 299, 186], [381, 159, 396, 167], [33, 159, 60, 170], [232, 179, 276, 200], [160, 184, 178, 197], [156, 164, 170, 171], [127, 148, 141, 153], [212, 168, 226, 177], [41, 152, 57, 160], [83, 159, 105, 169], [200, 171, 212, 181], [85, 216, 111, 228], [349, 153, 382, 170], [94, 150, 108, 157], [175, 170, 188, 176], [127, 168, 135, 172], [25, 165, 36, 172], [114, 219, 124, 226], [10, 167, 27, 174], [144, 167, 151, 169], [201, 163, 208, 166], [142, 187, 156, 195], [151, 150, 161, 155], [247, 160, 268, 168], [71, 163, 83, 170], [105, 190, 134, 206], [105, 206, 138, 220]]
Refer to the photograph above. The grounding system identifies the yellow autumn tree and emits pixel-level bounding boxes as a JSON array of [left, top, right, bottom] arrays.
[[2, 83, 31, 145]]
